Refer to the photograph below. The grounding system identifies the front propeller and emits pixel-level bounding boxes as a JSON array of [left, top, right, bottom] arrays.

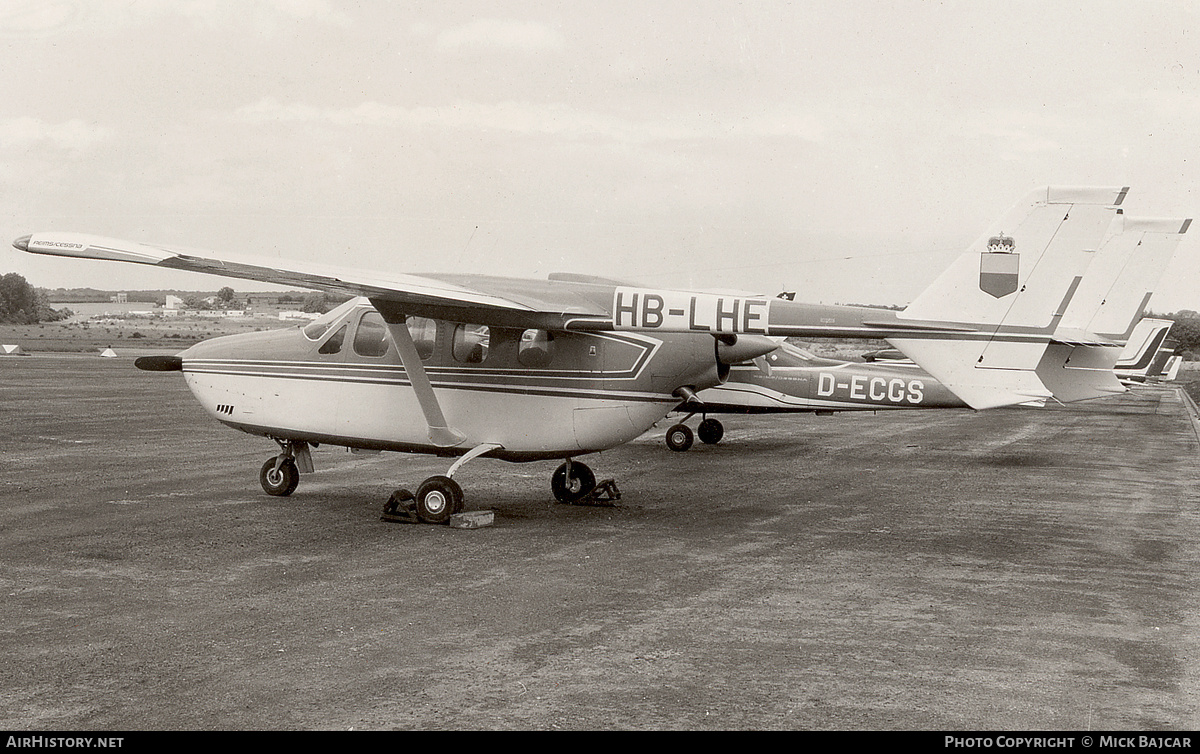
[[134, 355, 183, 371]]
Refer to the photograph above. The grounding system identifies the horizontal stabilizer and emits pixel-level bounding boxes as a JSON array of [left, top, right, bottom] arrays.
[[1035, 343, 1125, 403], [884, 337, 1053, 409]]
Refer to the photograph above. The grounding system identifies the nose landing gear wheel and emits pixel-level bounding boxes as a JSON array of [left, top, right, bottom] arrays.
[[665, 423, 694, 452], [260, 457, 300, 497], [552, 461, 597, 504], [415, 475, 464, 524]]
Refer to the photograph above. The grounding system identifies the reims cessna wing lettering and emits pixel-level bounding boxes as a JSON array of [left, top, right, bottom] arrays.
[[658, 211, 1191, 449], [14, 186, 1140, 522]]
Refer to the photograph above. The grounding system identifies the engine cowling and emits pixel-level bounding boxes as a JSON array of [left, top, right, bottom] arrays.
[[670, 334, 782, 405], [713, 333, 779, 383]]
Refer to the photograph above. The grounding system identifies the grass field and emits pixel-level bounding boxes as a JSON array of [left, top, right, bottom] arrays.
[[0, 313, 299, 353]]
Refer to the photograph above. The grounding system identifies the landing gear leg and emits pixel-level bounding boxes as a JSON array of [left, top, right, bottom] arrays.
[[552, 458, 596, 503], [259, 438, 311, 496], [552, 458, 620, 505], [260, 456, 299, 496], [665, 413, 724, 451]]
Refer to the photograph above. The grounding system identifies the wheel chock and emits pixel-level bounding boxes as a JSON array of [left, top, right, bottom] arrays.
[[382, 490, 494, 528], [569, 479, 621, 506], [381, 488, 420, 523]]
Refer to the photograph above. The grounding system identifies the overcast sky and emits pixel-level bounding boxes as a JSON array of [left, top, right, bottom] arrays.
[[2, 1, 1198, 311]]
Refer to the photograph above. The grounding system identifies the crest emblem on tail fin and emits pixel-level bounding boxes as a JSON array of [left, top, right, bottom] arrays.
[[979, 234, 1018, 297]]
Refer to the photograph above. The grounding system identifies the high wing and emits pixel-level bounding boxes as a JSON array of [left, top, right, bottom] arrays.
[[14, 232, 615, 331]]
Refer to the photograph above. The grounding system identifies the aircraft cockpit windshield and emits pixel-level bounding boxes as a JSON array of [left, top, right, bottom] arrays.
[[302, 297, 364, 341]]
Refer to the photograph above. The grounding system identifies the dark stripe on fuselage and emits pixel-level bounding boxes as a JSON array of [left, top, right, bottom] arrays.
[[183, 359, 678, 404]]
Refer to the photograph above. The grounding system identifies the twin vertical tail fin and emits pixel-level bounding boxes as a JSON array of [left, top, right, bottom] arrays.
[[1114, 318, 1176, 384], [1032, 216, 1190, 402], [1057, 216, 1191, 340], [887, 186, 1129, 409]]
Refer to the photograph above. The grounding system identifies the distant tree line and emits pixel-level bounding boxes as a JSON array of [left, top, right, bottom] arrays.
[[1160, 311, 1200, 359], [0, 273, 72, 324]]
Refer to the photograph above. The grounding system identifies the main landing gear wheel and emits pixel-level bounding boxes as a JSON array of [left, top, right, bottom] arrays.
[[260, 457, 300, 497], [415, 475, 464, 524], [665, 423, 694, 452], [697, 418, 724, 445], [552, 461, 596, 504]]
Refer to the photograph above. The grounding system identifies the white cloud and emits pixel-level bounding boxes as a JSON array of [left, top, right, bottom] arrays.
[[0, 117, 111, 151]]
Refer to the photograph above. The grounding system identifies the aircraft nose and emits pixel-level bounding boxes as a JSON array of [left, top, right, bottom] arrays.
[[13, 235, 30, 251]]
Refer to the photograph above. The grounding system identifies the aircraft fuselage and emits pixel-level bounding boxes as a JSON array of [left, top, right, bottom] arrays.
[[694, 343, 968, 414], [177, 298, 744, 461]]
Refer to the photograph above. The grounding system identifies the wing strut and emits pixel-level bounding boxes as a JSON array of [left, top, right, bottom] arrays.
[[375, 305, 466, 448]]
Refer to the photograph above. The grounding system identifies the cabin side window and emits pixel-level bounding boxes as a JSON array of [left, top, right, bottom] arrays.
[[452, 324, 490, 364], [407, 316, 437, 361], [317, 323, 347, 355], [353, 311, 390, 358], [517, 329, 554, 368]]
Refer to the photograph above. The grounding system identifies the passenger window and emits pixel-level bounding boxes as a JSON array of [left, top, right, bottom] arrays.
[[452, 324, 490, 364], [318, 324, 347, 355], [353, 312, 390, 357], [407, 316, 437, 360], [518, 329, 554, 368]]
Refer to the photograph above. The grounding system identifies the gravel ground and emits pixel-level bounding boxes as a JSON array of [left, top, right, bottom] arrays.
[[2, 354, 1199, 730]]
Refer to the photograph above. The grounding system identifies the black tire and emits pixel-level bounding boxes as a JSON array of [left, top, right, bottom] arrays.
[[415, 476, 463, 524], [260, 457, 300, 497], [697, 418, 724, 445], [551, 461, 596, 504], [665, 423, 694, 452]]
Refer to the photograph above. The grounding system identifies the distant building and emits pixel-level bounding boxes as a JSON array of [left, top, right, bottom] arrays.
[[246, 293, 293, 307], [165, 295, 183, 310], [110, 292, 128, 303]]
